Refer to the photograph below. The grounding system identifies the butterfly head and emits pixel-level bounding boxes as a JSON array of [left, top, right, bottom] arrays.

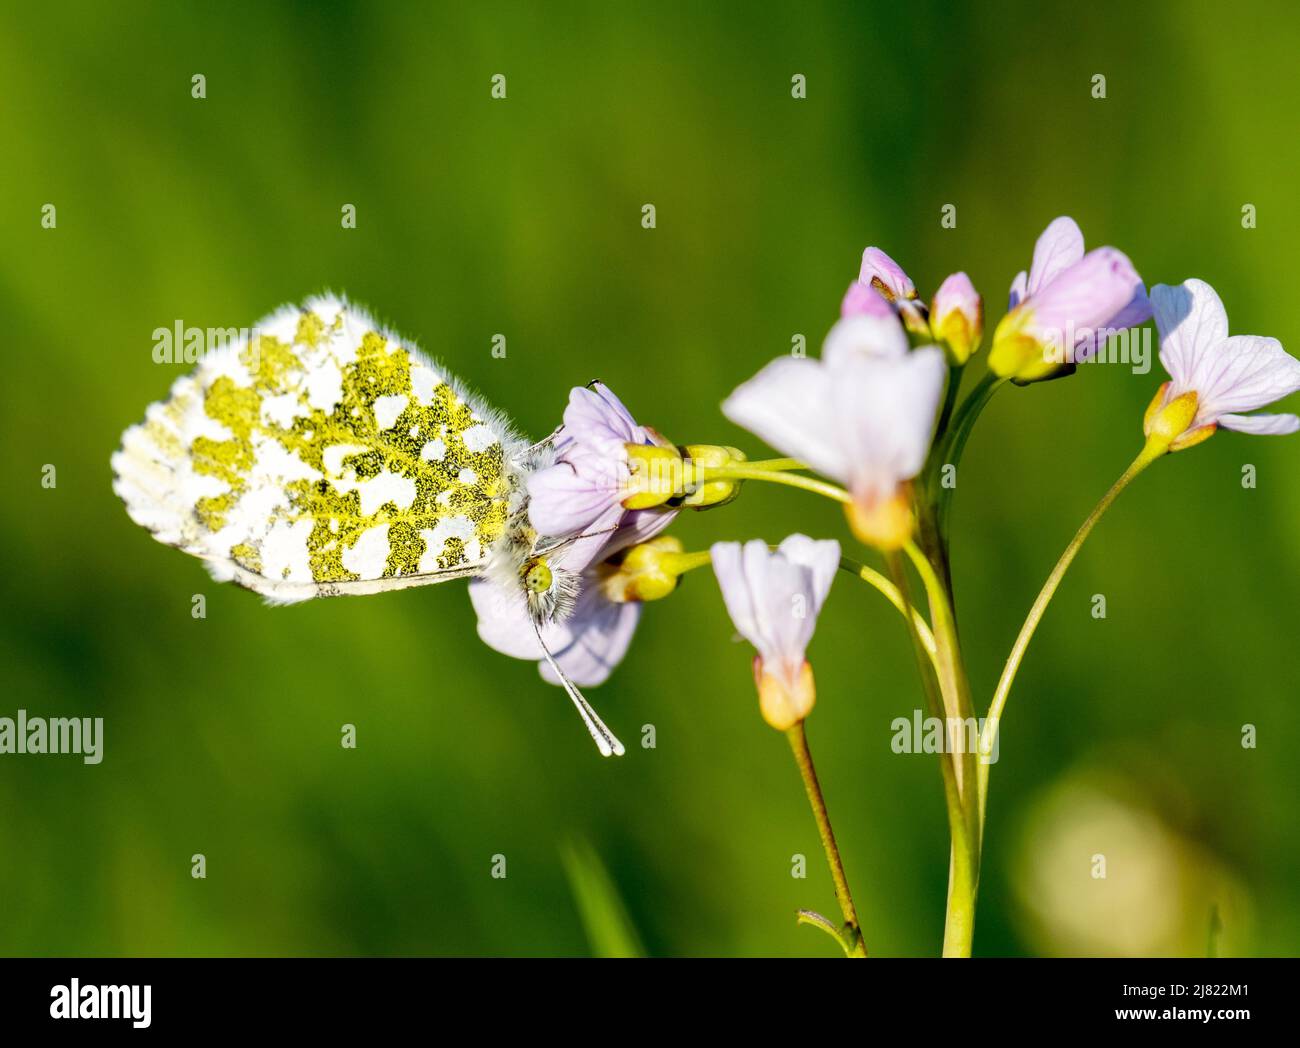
[[521, 553, 579, 626]]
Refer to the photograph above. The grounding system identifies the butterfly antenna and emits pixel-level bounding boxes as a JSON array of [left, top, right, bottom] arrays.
[[531, 620, 625, 757], [526, 424, 564, 454], [533, 523, 622, 559]]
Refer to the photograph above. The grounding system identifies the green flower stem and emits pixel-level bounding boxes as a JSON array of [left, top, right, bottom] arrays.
[[976, 439, 1164, 831], [786, 721, 867, 957], [905, 541, 978, 820], [696, 465, 851, 503], [935, 371, 1006, 535], [838, 557, 938, 668], [940, 370, 1004, 470], [732, 457, 807, 472], [933, 364, 964, 446], [885, 551, 977, 957]]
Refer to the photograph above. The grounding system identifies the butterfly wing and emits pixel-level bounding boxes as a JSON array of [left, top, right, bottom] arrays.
[[112, 295, 529, 603]]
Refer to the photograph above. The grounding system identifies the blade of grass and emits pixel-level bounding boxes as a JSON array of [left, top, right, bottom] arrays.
[[560, 838, 647, 958]]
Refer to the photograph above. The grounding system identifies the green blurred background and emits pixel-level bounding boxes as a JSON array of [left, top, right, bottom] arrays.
[[2, 0, 1297, 957]]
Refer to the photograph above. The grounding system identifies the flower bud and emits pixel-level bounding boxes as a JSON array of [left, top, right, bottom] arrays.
[[756, 657, 816, 731], [859, 246, 915, 302], [680, 444, 746, 508], [623, 443, 683, 509], [599, 536, 686, 603], [849, 247, 930, 338], [930, 272, 983, 366]]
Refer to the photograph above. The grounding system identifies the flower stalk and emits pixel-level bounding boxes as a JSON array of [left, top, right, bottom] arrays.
[[976, 435, 1166, 828], [884, 550, 978, 956], [694, 464, 851, 503], [786, 721, 867, 957]]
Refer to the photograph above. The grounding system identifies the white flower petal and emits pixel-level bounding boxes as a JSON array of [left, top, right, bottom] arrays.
[[761, 554, 819, 667], [527, 459, 621, 538], [1193, 334, 1300, 422], [1217, 412, 1300, 435], [558, 502, 633, 570], [722, 357, 849, 482], [739, 539, 786, 657], [1027, 216, 1085, 296], [1152, 279, 1229, 393], [775, 534, 840, 616], [539, 590, 642, 687], [828, 345, 946, 503], [710, 541, 759, 647], [565, 382, 644, 448], [822, 313, 910, 364], [711, 537, 835, 674], [711, 539, 787, 660], [469, 577, 574, 661]]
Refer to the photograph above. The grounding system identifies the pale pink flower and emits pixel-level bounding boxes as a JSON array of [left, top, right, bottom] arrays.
[[711, 535, 840, 730], [1146, 279, 1300, 441]]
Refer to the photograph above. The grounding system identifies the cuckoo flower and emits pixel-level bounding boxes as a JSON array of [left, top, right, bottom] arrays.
[[711, 535, 840, 730], [930, 272, 983, 365], [842, 246, 929, 337], [527, 382, 677, 562], [990, 216, 1151, 383], [1143, 279, 1300, 451], [469, 527, 645, 757], [723, 313, 947, 549]]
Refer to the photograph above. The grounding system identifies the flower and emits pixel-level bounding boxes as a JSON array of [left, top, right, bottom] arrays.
[[1143, 279, 1300, 451], [842, 246, 930, 336], [710, 535, 840, 730], [930, 272, 983, 365], [722, 313, 947, 549], [527, 382, 678, 550], [989, 216, 1151, 383]]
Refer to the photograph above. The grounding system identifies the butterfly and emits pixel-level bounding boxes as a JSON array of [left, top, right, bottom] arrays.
[[112, 294, 625, 755]]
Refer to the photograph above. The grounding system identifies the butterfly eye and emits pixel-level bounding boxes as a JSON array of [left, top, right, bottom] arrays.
[[522, 558, 553, 595]]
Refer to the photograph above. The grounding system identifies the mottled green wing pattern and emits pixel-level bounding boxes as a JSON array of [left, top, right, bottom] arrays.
[[112, 295, 526, 602]]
